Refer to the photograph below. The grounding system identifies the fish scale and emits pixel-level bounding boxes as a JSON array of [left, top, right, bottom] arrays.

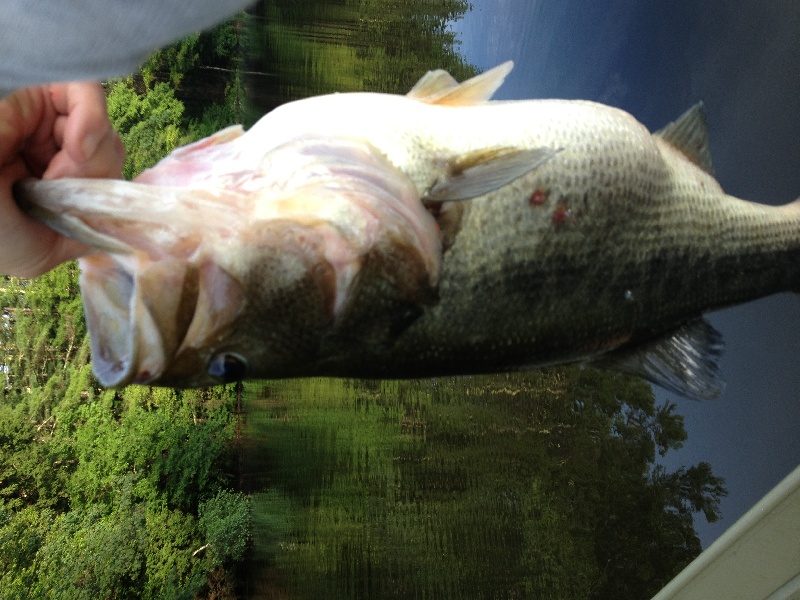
[[15, 62, 800, 398]]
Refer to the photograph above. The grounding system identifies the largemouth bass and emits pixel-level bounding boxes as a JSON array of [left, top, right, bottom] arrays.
[[16, 62, 800, 398]]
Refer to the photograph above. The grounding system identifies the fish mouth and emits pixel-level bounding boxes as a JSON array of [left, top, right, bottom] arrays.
[[79, 253, 194, 386], [16, 177, 251, 387], [78, 254, 176, 386], [16, 133, 444, 387], [79, 253, 244, 387]]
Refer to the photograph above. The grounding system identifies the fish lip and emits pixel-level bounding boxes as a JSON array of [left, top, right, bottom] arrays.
[[78, 255, 135, 387], [79, 255, 163, 387]]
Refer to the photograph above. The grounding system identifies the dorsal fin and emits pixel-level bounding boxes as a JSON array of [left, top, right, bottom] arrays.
[[407, 69, 460, 100], [655, 103, 715, 175], [407, 61, 513, 106]]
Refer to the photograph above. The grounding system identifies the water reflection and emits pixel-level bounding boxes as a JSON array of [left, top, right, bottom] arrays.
[[239, 1, 728, 598], [244, 0, 475, 122], [240, 369, 714, 599]]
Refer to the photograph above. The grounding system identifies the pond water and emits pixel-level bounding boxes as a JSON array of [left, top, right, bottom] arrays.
[[239, 371, 679, 599], [238, 1, 800, 597]]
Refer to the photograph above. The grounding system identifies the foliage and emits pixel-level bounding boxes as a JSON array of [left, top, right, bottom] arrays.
[[245, 0, 475, 121], [141, 33, 202, 89], [107, 81, 187, 179], [0, 15, 248, 600], [198, 490, 252, 566], [242, 371, 726, 600], [0, 356, 241, 597], [1, 265, 84, 391], [106, 15, 245, 179]]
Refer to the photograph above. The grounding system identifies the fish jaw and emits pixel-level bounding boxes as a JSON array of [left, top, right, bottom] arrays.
[[74, 235, 254, 387], [17, 175, 256, 386], [79, 254, 198, 386], [17, 134, 442, 387]]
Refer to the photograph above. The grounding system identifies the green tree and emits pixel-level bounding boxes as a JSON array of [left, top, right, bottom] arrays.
[[106, 13, 245, 180], [0, 16, 248, 599], [198, 490, 251, 566], [353, 0, 475, 92], [245, 0, 476, 119], [141, 33, 201, 89], [107, 80, 186, 179], [33, 503, 147, 599]]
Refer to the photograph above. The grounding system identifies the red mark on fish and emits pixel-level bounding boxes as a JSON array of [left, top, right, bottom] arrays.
[[552, 204, 573, 227], [530, 189, 546, 206]]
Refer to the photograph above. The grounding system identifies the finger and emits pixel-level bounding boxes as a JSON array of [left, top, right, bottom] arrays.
[[0, 85, 100, 276], [43, 82, 125, 179], [44, 125, 125, 179], [0, 159, 91, 277], [51, 113, 67, 149], [49, 82, 112, 163], [0, 87, 51, 169]]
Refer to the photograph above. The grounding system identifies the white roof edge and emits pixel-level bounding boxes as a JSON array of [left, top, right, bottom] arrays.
[[652, 464, 800, 600]]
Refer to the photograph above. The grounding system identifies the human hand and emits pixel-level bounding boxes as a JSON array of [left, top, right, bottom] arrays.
[[0, 82, 124, 278]]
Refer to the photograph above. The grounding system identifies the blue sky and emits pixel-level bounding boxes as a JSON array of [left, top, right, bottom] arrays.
[[450, 0, 800, 548]]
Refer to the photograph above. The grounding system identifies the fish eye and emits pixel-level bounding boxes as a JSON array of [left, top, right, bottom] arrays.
[[208, 352, 249, 383]]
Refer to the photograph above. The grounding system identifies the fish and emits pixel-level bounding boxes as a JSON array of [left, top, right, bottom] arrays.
[[15, 61, 800, 398]]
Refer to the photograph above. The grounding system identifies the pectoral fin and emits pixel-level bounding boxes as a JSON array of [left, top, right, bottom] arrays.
[[424, 146, 559, 202], [597, 318, 725, 400]]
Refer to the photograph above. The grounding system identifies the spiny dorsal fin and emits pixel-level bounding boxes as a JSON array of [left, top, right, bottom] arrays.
[[655, 103, 715, 175], [407, 69, 460, 101], [407, 61, 513, 106]]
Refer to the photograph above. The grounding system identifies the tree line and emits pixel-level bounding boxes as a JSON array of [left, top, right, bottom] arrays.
[[1, 16, 249, 599]]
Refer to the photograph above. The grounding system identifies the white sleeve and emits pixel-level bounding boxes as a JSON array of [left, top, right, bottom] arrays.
[[0, 0, 254, 96]]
